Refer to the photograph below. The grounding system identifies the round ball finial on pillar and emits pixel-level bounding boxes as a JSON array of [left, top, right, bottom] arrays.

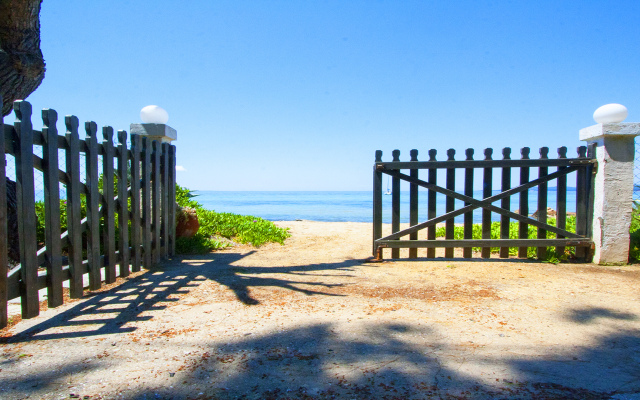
[[140, 105, 169, 124], [580, 104, 640, 264], [130, 105, 176, 143], [593, 103, 628, 124]]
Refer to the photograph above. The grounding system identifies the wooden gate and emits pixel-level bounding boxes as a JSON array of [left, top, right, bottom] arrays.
[[372, 145, 595, 261], [1, 99, 176, 328]]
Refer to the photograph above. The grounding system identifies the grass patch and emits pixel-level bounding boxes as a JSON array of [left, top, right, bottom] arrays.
[[176, 185, 291, 254]]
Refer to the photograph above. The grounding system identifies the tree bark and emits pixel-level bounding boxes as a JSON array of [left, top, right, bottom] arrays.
[[0, 0, 45, 116]]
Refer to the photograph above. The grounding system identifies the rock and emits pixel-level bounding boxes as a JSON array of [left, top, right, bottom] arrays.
[[531, 207, 557, 219], [175, 206, 199, 238]]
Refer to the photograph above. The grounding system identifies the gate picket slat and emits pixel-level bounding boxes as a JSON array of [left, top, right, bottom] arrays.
[[463, 149, 474, 258], [500, 148, 511, 258], [0, 96, 7, 328], [168, 144, 177, 256], [445, 149, 455, 258], [162, 142, 170, 259], [482, 148, 493, 258], [427, 149, 437, 258], [373, 150, 383, 256], [65, 116, 84, 298], [142, 137, 152, 269], [85, 122, 101, 290], [537, 147, 549, 259], [152, 140, 161, 265], [409, 149, 418, 259], [102, 126, 116, 284], [518, 147, 530, 258], [391, 149, 401, 259], [117, 131, 130, 277], [130, 134, 142, 271], [585, 143, 596, 244], [575, 145, 588, 260], [14, 101, 40, 318], [556, 147, 568, 257], [42, 109, 63, 307]]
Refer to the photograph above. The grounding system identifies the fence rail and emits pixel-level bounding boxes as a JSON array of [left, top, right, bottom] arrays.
[[1, 98, 176, 328], [373, 145, 596, 261]]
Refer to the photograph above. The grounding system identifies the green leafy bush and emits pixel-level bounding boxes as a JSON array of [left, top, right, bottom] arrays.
[[435, 216, 578, 262], [175, 185, 290, 253]]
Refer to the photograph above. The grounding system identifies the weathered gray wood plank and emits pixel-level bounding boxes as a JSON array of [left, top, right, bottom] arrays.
[[377, 238, 592, 249], [85, 121, 101, 290], [500, 148, 511, 258], [391, 149, 400, 259], [518, 147, 530, 258], [42, 109, 63, 307], [537, 147, 549, 259], [152, 140, 161, 265], [463, 149, 474, 258], [65, 116, 84, 298], [102, 126, 116, 284], [373, 150, 383, 256], [142, 137, 152, 269], [161, 142, 169, 259], [130, 135, 142, 271], [556, 147, 568, 257], [409, 149, 418, 259], [14, 101, 39, 318], [168, 144, 176, 256], [427, 149, 437, 258], [445, 149, 455, 258], [117, 130, 130, 277], [377, 158, 593, 170], [0, 95, 7, 328], [482, 148, 493, 258]]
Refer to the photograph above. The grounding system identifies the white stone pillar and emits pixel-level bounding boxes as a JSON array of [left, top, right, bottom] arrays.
[[580, 120, 640, 264], [129, 123, 177, 143], [131, 105, 176, 143]]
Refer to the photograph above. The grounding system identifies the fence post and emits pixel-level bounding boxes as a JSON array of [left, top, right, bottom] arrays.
[[130, 114, 177, 264], [372, 150, 383, 256], [579, 104, 639, 264], [0, 95, 7, 328], [14, 101, 39, 318], [42, 109, 63, 307]]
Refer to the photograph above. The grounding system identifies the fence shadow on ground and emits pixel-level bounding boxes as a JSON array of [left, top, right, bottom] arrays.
[[4, 251, 360, 343], [3, 253, 640, 398]]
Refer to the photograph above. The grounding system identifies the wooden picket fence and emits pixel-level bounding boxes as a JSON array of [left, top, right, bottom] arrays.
[[373, 145, 596, 261], [0, 98, 176, 329]]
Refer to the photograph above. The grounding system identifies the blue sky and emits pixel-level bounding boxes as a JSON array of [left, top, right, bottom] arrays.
[[18, 0, 640, 190]]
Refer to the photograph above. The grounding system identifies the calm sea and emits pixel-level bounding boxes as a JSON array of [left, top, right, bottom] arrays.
[[194, 190, 576, 224]]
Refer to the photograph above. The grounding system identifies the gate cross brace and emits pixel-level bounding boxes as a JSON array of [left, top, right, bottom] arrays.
[[379, 166, 582, 241]]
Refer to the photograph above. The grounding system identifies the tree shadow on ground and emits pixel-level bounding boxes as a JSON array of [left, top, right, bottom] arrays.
[[123, 322, 638, 399], [4, 251, 359, 343], [2, 253, 640, 399], [564, 307, 638, 324]]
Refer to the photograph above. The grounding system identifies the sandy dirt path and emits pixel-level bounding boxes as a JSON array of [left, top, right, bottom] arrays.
[[1, 221, 640, 399]]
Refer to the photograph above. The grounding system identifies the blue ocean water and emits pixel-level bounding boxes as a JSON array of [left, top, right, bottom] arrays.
[[194, 190, 576, 224]]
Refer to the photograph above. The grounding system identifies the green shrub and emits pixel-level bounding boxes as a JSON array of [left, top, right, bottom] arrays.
[[435, 216, 578, 262], [175, 185, 290, 253]]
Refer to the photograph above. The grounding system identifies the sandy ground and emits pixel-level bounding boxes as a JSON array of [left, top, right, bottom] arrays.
[[1, 221, 640, 399]]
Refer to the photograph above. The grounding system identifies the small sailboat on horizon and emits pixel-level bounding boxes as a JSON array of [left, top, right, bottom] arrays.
[[385, 177, 392, 195]]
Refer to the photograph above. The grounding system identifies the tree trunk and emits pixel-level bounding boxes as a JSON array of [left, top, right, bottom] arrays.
[[0, 0, 45, 116]]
